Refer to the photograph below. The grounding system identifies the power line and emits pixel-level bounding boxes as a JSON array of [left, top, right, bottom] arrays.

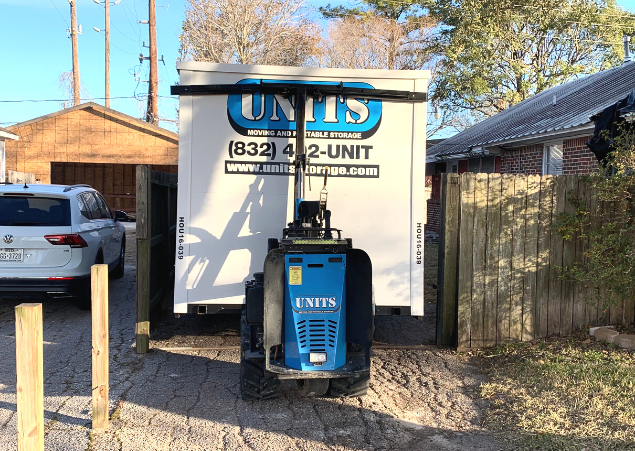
[[111, 18, 139, 42], [0, 96, 177, 103], [120, 0, 142, 41], [111, 42, 139, 55], [48, 0, 69, 27]]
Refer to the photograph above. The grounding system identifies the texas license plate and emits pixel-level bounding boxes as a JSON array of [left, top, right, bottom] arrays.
[[0, 248, 24, 262]]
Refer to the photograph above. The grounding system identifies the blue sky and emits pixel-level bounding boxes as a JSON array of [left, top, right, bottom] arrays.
[[1, 0, 634, 133]]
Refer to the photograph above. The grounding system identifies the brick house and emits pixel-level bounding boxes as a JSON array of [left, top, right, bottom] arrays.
[[425, 59, 635, 231], [3, 102, 178, 211]]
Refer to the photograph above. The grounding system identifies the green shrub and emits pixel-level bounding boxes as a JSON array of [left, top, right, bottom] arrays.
[[556, 125, 635, 310]]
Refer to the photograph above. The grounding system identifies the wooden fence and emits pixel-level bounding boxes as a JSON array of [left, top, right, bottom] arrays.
[[437, 173, 635, 349], [136, 165, 177, 353]]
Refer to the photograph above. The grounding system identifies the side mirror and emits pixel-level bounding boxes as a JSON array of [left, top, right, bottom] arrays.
[[114, 210, 128, 222]]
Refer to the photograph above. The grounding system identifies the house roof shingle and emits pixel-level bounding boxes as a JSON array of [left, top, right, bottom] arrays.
[[431, 61, 635, 160]]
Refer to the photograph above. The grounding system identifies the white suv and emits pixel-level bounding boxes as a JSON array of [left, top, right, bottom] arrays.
[[0, 183, 126, 309]]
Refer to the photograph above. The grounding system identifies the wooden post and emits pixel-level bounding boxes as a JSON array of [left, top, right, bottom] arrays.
[[457, 173, 475, 349], [436, 173, 460, 347], [15, 303, 44, 451], [136, 165, 151, 353], [92, 264, 109, 429]]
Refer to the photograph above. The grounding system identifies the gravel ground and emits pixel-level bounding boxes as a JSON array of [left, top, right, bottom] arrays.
[[0, 231, 501, 450]]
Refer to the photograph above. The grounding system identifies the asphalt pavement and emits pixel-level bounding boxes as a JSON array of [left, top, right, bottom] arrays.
[[0, 227, 501, 450]]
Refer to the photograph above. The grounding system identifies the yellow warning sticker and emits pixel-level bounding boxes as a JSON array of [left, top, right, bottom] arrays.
[[289, 266, 302, 285]]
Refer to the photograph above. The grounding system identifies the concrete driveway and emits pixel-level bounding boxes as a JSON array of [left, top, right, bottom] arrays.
[[0, 231, 500, 451]]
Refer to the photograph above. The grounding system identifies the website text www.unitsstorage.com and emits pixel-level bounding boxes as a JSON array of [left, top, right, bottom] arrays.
[[225, 161, 380, 178]]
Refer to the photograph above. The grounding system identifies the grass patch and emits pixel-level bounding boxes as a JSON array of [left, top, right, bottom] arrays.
[[476, 333, 635, 450]]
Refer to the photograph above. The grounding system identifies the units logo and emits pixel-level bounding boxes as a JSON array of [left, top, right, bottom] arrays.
[[227, 79, 382, 139], [292, 296, 341, 314]]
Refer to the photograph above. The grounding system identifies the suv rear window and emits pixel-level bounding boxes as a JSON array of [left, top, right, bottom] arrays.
[[0, 196, 71, 226]]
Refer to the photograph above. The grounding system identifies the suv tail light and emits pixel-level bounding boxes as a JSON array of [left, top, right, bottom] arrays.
[[45, 234, 88, 248]]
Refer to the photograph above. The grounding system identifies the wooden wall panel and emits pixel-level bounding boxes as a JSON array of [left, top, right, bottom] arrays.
[[48, 162, 172, 213]]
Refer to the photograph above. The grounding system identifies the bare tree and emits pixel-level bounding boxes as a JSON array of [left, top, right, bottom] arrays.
[[319, 13, 464, 137], [57, 71, 89, 109], [319, 14, 436, 71], [180, 0, 320, 66]]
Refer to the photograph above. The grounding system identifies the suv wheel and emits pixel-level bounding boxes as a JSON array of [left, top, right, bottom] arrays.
[[77, 250, 103, 310]]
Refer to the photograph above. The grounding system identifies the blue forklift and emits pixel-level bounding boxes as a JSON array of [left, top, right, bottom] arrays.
[[238, 84, 426, 399], [171, 81, 426, 399]]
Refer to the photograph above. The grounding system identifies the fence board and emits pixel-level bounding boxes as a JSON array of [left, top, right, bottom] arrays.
[[625, 291, 635, 327], [471, 173, 488, 348], [612, 200, 627, 325], [457, 173, 475, 348], [484, 174, 501, 347], [523, 175, 540, 341], [536, 176, 553, 338], [510, 176, 527, 341], [573, 178, 588, 330], [560, 177, 578, 335], [627, 197, 635, 327], [599, 200, 611, 326], [497, 174, 514, 343], [548, 176, 566, 335], [586, 183, 600, 326]]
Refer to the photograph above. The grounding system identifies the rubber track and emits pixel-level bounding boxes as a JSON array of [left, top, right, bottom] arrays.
[[240, 312, 281, 400], [328, 372, 370, 398]]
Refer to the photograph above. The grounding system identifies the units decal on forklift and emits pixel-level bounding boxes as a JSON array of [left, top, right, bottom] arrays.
[[292, 296, 341, 314], [227, 79, 382, 139]]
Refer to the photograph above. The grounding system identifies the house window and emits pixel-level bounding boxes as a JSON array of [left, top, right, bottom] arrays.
[[543, 143, 563, 175]]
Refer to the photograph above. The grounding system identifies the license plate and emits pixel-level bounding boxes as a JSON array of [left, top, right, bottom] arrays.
[[0, 248, 24, 262]]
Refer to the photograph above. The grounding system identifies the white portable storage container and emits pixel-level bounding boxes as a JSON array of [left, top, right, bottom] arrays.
[[174, 63, 429, 316]]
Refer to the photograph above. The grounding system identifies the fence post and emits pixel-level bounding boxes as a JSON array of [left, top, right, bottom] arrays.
[[15, 303, 44, 451], [136, 165, 151, 353], [92, 264, 109, 429], [436, 173, 460, 347]]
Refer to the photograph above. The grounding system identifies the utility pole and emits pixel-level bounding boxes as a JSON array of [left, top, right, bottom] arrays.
[[70, 0, 81, 106], [94, 1, 119, 107], [105, 0, 110, 108], [146, 0, 158, 125]]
